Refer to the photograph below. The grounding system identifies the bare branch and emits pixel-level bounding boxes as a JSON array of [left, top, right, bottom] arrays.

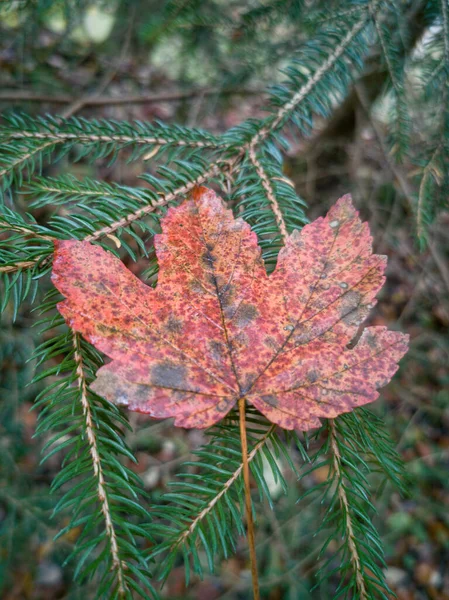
[[0, 87, 263, 106]]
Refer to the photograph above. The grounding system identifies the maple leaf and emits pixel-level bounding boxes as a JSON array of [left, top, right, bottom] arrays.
[[52, 187, 408, 430]]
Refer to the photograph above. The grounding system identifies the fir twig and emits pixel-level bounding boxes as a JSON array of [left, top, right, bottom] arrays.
[[328, 420, 367, 599], [73, 333, 127, 598], [248, 145, 288, 241], [84, 156, 239, 242], [7, 129, 221, 150], [251, 6, 375, 145], [417, 145, 442, 241], [0, 139, 60, 179], [173, 422, 276, 549]]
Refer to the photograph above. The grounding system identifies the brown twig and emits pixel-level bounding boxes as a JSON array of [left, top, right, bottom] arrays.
[[61, 6, 137, 119], [0, 87, 263, 107], [238, 397, 260, 600]]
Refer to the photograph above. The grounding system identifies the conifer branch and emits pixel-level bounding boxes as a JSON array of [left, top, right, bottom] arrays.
[[72, 333, 127, 598], [7, 129, 222, 150], [250, 7, 374, 145], [0, 258, 41, 273], [248, 145, 288, 242], [84, 156, 239, 242], [328, 420, 367, 600], [1, 224, 55, 241], [417, 145, 442, 241], [173, 423, 276, 550], [30, 177, 150, 204], [441, 0, 449, 64], [0, 139, 60, 180]]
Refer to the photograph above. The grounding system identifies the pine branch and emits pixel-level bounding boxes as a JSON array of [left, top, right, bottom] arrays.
[[250, 2, 376, 146], [175, 423, 276, 550], [84, 156, 238, 242], [328, 420, 368, 600], [1, 113, 225, 150], [417, 145, 442, 242], [0, 139, 59, 179], [33, 319, 157, 599], [299, 412, 402, 600], [0, 139, 61, 191], [411, 0, 449, 246], [372, 10, 409, 159], [151, 412, 285, 582], [248, 145, 288, 241], [233, 153, 307, 269], [72, 333, 127, 597], [0, 259, 41, 274]]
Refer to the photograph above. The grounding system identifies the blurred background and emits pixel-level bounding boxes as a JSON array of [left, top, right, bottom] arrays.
[[0, 1, 448, 599]]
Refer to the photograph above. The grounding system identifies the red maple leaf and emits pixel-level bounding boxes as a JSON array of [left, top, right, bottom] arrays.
[[52, 187, 408, 430]]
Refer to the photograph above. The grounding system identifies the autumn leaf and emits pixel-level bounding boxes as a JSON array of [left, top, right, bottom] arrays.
[[51, 187, 408, 430]]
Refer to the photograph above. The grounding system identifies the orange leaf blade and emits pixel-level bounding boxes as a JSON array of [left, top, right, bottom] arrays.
[[52, 188, 408, 430]]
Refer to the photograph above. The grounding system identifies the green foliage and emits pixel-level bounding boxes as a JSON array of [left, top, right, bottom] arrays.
[[299, 412, 407, 599], [150, 409, 298, 582], [2, 0, 438, 596], [34, 321, 157, 599]]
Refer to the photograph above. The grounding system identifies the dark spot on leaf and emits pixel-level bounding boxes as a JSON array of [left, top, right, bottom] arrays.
[[97, 323, 114, 334], [306, 370, 319, 383], [365, 332, 378, 349], [340, 291, 362, 325], [209, 340, 225, 360], [217, 399, 231, 412], [234, 303, 258, 328], [264, 336, 279, 350], [219, 283, 235, 308], [165, 314, 183, 334], [201, 251, 216, 268], [151, 361, 187, 389], [189, 280, 205, 294], [261, 394, 278, 407]]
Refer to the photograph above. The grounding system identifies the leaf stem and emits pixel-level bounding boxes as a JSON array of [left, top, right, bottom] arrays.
[[238, 396, 260, 600]]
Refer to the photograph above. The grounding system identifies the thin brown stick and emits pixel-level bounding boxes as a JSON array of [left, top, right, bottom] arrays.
[[238, 397, 260, 600], [0, 87, 263, 107]]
